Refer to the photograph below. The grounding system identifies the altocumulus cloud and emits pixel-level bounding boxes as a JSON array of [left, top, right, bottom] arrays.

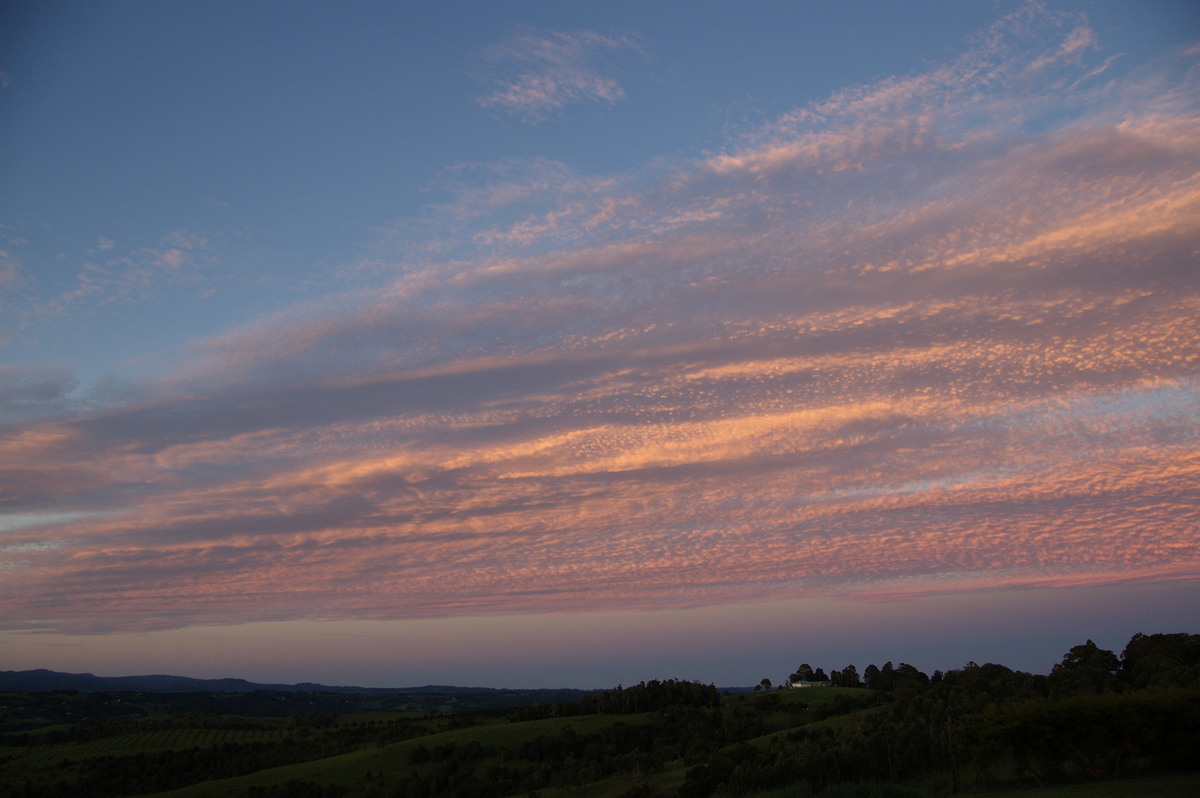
[[2, 5, 1199, 634], [475, 27, 646, 123]]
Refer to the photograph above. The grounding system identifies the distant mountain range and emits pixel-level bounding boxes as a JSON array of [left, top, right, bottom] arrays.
[[0, 668, 565, 695]]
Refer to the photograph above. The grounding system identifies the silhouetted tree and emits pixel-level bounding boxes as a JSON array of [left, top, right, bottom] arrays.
[[789, 664, 815, 683], [1049, 640, 1121, 696], [1120, 632, 1200, 688]]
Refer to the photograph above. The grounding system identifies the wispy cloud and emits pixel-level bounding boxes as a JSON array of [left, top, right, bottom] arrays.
[[8, 229, 217, 327], [0, 365, 79, 417], [3, 4, 1199, 633], [476, 28, 646, 123], [0, 250, 20, 287]]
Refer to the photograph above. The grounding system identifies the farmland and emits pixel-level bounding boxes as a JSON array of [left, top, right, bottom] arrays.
[[2, 633, 1198, 797]]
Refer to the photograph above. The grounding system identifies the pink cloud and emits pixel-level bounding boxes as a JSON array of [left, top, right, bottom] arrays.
[[476, 29, 646, 123], [4, 4, 1199, 635]]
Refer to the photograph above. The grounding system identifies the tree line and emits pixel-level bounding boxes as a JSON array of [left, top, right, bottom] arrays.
[[3, 632, 1197, 797], [779, 631, 1200, 693]]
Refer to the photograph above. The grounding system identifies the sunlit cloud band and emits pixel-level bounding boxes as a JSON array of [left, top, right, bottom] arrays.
[[2, 5, 1198, 634]]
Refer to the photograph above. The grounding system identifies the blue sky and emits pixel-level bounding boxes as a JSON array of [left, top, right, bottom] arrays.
[[2, 1, 1009, 382], [2, 1, 1192, 385], [2, 1, 1199, 688]]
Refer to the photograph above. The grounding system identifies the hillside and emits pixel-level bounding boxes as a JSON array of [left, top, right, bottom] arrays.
[[0, 668, 594, 698], [2, 633, 1197, 797]]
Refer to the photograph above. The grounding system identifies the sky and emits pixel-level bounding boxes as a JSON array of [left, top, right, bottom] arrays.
[[1, 0, 1198, 689]]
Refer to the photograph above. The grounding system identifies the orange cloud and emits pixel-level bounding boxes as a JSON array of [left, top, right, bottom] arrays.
[[4, 4, 1199, 634]]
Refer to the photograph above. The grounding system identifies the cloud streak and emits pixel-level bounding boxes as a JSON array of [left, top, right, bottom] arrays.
[[0, 229, 218, 341], [3, 5, 1199, 634], [476, 28, 645, 123]]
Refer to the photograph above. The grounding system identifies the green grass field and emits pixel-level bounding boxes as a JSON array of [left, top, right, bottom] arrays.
[[141, 710, 663, 796], [3, 684, 1195, 798], [963, 772, 1200, 798], [12, 727, 288, 766]]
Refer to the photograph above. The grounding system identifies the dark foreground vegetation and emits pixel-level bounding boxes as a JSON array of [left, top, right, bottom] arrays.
[[1, 632, 1197, 798]]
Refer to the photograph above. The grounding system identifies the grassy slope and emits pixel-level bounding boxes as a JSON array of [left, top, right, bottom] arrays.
[[144, 712, 657, 797], [1, 688, 876, 796], [7, 727, 286, 770], [6, 687, 1195, 798], [968, 772, 1200, 798], [145, 688, 862, 796]]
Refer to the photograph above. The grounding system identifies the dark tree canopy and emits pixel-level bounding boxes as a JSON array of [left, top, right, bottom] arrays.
[[1120, 632, 1200, 688], [1049, 639, 1121, 695], [789, 664, 815, 683]]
